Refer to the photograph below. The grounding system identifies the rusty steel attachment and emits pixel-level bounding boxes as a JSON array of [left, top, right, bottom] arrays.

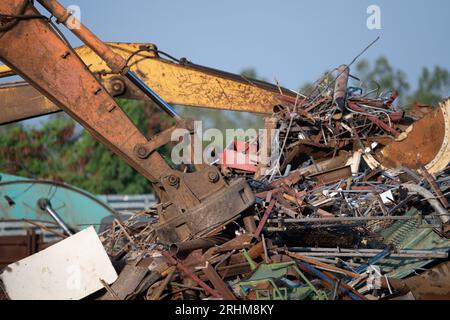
[[0, 0, 254, 243]]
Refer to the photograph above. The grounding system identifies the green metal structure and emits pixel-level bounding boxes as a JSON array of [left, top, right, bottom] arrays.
[[0, 172, 118, 233]]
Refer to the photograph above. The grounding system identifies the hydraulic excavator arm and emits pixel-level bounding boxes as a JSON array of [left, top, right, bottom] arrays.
[[0, 0, 260, 243], [0, 42, 296, 125]]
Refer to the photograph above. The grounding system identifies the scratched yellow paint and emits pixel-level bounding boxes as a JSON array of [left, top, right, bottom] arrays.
[[78, 43, 290, 114], [1, 42, 295, 124]]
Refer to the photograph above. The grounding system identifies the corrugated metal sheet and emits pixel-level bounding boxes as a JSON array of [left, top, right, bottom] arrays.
[[381, 208, 450, 279]]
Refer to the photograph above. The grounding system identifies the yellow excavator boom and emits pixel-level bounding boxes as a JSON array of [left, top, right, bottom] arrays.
[[0, 42, 297, 125]]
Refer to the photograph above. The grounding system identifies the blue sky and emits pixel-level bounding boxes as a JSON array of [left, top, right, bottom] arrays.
[[52, 0, 450, 91]]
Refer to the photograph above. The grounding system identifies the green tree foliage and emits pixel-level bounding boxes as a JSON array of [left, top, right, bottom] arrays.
[[353, 56, 449, 107], [240, 68, 259, 79], [299, 71, 334, 97], [240, 67, 269, 83], [407, 66, 450, 106], [0, 99, 174, 194]]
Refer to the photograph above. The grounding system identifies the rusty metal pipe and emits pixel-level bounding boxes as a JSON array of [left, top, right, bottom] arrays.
[[254, 199, 276, 239], [333, 64, 349, 114]]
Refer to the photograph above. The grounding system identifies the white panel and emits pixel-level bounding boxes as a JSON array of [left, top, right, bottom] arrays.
[[0, 226, 118, 300]]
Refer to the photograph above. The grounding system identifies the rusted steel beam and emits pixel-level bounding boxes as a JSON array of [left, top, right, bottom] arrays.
[[287, 252, 361, 279], [243, 216, 257, 234], [216, 234, 253, 252], [148, 267, 176, 300], [0, 84, 60, 125], [268, 171, 302, 189], [254, 199, 276, 239], [207, 263, 252, 280], [309, 165, 352, 185], [161, 251, 222, 299], [169, 237, 225, 256], [98, 263, 149, 300]]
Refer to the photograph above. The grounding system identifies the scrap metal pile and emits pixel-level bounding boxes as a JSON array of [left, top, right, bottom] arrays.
[[91, 65, 450, 301], [1, 64, 450, 301]]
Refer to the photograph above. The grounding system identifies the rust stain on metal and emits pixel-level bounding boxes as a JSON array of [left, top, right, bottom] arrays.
[[377, 104, 446, 170], [405, 261, 450, 300]]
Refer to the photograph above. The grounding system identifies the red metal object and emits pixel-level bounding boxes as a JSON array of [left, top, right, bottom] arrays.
[[254, 199, 276, 239], [384, 90, 398, 108], [348, 101, 400, 137], [219, 139, 258, 172], [389, 111, 404, 122]]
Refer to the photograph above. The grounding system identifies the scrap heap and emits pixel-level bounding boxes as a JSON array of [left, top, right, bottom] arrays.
[[1, 64, 449, 301], [93, 65, 450, 301]]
